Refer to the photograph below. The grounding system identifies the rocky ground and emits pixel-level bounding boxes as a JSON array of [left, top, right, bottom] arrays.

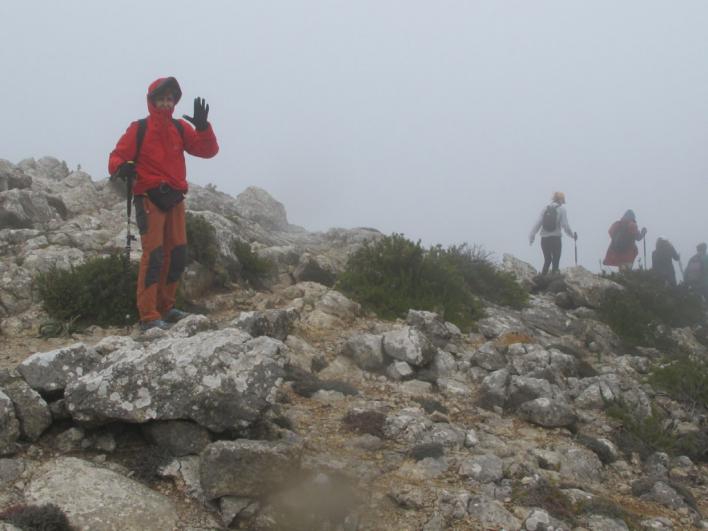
[[0, 157, 706, 530]]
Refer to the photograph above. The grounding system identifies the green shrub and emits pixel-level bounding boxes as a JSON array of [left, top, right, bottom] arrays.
[[606, 400, 705, 462], [436, 243, 528, 309], [648, 356, 708, 414], [230, 239, 274, 287], [336, 234, 527, 330], [598, 270, 705, 349], [35, 253, 137, 326], [185, 212, 218, 268]]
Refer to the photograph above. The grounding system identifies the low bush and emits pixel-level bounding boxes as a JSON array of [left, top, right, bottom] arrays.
[[336, 234, 527, 330], [598, 270, 705, 349], [606, 400, 706, 462], [35, 253, 138, 326], [230, 239, 274, 287], [185, 213, 218, 269], [648, 356, 708, 415], [341, 410, 386, 438], [0, 503, 72, 531]]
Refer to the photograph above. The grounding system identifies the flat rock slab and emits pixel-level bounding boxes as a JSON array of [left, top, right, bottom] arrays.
[[26, 457, 178, 531], [65, 329, 286, 432]]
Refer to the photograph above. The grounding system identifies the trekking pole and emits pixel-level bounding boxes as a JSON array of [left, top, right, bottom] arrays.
[[124, 173, 136, 329], [643, 231, 647, 270], [574, 233, 578, 266]]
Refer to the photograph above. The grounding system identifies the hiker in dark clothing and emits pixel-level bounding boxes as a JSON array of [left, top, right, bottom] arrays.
[[603, 209, 647, 271], [651, 237, 679, 287], [684, 242, 708, 301], [109, 77, 219, 331], [529, 192, 576, 275]]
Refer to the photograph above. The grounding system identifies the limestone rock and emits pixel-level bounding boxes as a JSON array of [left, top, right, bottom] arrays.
[[0, 370, 51, 441], [142, 420, 212, 457], [199, 439, 303, 499], [518, 397, 577, 428], [17, 343, 102, 394], [383, 326, 436, 367], [406, 310, 452, 347], [0, 391, 20, 456], [342, 332, 385, 371], [231, 309, 296, 341], [563, 266, 623, 309], [26, 457, 178, 531], [65, 330, 286, 432]]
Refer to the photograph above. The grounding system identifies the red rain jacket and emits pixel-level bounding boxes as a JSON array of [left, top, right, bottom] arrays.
[[108, 77, 219, 195], [603, 219, 641, 266]]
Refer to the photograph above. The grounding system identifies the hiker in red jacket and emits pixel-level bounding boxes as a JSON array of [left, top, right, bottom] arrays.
[[109, 77, 219, 330], [603, 209, 646, 271]]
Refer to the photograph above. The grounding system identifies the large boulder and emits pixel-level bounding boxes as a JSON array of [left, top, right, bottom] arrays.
[[26, 457, 178, 531], [0, 189, 64, 229], [383, 327, 436, 367], [199, 439, 303, 499], [342, 333, 386, 371], [65, 329, 286, 432], [234, 186, 290, 232], [518, 397, 577, 428], [562, 266, 623, 309]]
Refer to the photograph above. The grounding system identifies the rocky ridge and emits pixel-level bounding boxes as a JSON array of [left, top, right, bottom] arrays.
[[0, 157, 706, 530]]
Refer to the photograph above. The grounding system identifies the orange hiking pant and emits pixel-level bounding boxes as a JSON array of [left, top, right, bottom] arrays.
[[134, 196, 187, 322]]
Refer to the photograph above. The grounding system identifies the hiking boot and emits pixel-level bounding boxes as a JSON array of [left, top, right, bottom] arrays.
[[140, 319, 170, 331], [163, 308, 189, 323]]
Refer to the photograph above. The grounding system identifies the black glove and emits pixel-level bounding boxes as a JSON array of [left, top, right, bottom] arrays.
[[183, 97, 210, 131], [113, 161, 136, 181]]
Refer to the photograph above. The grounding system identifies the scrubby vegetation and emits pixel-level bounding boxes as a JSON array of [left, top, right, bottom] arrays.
[[185, 212, 219, 269], [230, 239, 274, 287], [186, 214, 273, 289], [648, 356, 708, 415], [598, 270, 705, 349], [35, 253, 138, 326], [0, 503, 73, 530], [606, 400, 707, 462], [336, 234, 528, 330]]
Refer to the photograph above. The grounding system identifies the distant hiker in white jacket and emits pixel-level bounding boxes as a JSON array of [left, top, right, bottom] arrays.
[[529, 191, 577, 275]]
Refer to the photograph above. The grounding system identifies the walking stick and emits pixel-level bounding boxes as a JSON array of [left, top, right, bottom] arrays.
[[573, 232, 578, 266], [643, 236, 647, 270]]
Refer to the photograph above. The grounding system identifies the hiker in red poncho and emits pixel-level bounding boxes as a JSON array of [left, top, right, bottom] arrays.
[[602, 209, 647, 271], [109, 77, 219, 330]]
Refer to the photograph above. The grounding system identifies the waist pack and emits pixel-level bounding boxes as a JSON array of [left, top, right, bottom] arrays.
[[146, 183, 185, 212]]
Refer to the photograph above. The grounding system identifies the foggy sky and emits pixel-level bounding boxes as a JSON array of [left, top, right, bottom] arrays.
[[2, 1, 707, 273]]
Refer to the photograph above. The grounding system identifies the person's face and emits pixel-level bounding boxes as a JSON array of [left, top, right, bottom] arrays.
[[153, 91, 176, 110]]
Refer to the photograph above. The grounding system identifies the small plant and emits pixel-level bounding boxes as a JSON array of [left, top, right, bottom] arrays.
[[185, 212, 218, 269], [341, 410, 386, 438], [0, 503, 73, 530], [35, 253, 137, 326], [511, 479, 576, 524], [648, 356, 708, 415], [230, 239, 274, 287]]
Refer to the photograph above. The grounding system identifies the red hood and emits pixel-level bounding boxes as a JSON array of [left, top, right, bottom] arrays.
[[146, 77, 182, 118]]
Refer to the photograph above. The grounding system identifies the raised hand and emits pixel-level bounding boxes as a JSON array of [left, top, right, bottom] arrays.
[[183, 97, 210, 131]]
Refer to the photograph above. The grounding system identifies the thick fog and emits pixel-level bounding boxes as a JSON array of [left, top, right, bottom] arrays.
[[2, 1, 707, 272]]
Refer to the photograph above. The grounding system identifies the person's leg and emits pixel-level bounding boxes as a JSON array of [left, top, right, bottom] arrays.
[[135, 196, 166, 323], [551, 236, 562, 273], [540, 237, 553, 275], [157, 201, 187, 316]]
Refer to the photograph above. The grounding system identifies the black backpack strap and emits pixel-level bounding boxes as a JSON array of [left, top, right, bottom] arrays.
[[172, 118, 184, 139], [134, 118, 148, 163]]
